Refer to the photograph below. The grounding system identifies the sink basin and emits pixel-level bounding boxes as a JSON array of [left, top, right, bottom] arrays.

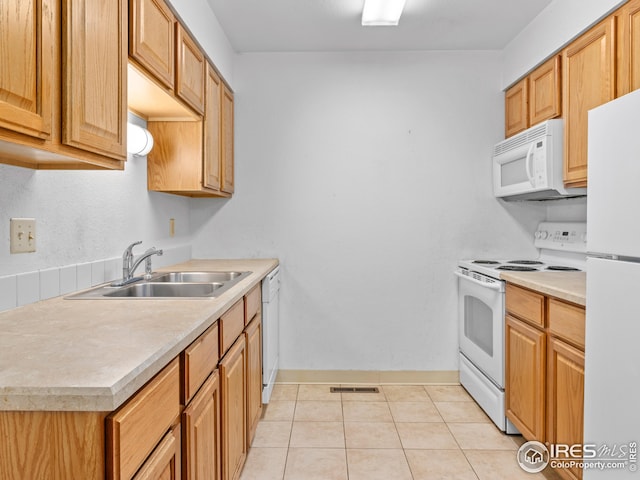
[[65, 270, 253, 299], [152, 271, 247, 283], [104, 282, 224, 298]]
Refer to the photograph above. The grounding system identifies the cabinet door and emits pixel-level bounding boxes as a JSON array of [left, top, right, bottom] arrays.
[[505, 77, 529, 138], [176, 24, 205, 115], [219, 337, 246, 480], [204, 64, 222, 191], [529, 55, 561, 126], [62, 0, 127, 160], [221, 85, 234, 194], [562, 18, 615, 187], [245, 313, 262, 448], [133, 424, 181, 480], [0, 0, 53, 139], [617, 0, 640, 95], [129, 0, 175, 90], [547, 337, 584, 480], [183, 371, 221, 480], [505, 315, 546, 441]]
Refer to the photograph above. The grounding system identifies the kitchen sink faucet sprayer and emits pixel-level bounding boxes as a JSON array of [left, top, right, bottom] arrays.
[[112, 241, 163, 286]]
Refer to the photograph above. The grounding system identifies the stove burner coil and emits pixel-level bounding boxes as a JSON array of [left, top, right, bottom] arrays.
[[472, 260, 500, 265], [546, 266, 580, 271], [507, 260, 544, 265], [496, 265, 539, 272]]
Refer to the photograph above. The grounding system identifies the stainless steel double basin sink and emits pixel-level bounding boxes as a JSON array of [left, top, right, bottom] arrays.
[[66, 271, 251, 299]]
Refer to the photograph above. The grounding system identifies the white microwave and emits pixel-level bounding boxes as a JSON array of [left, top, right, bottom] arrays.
[[492, 119, 586, 201]]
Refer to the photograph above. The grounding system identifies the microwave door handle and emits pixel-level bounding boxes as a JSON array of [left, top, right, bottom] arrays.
[[524, 143, 535, 186]]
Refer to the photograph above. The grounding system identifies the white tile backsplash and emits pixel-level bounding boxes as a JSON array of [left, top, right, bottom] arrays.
[[39, 268, 60, 300], [90, 261, 105, 286], [0, 276, 17, 312], [76, 263, 92, 290], [0, 245, 192, 311], [16, 271, 40, 307], [59, 265, 77, 295]]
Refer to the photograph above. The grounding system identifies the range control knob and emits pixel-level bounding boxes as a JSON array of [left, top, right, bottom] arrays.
[[539, 230, 549, 240]]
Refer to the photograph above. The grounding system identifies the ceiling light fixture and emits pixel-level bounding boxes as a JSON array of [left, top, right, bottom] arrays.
[[361, 0, 407, 26]]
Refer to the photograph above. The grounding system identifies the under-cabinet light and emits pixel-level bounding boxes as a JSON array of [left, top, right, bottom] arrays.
[[362, 0, 407, 26], [127, 123, 154, 157]]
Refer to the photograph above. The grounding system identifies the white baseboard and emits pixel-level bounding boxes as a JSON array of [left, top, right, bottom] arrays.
[[276, 369, 459, 385]]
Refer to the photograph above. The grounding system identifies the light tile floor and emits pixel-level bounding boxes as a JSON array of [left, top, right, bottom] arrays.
[[240, 384, 563, 480]]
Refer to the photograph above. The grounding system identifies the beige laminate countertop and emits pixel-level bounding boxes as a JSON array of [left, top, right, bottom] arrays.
[[500, 270, 586, 306], [0, 258, 278, 412]]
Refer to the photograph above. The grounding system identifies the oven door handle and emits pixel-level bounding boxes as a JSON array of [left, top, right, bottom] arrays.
[[454, 271, 503, 291]]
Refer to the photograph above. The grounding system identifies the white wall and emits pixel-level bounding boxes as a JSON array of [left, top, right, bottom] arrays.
[[190, 51, 547, 372], [0, 116, 191, 277], [501, 0, 625, 88]]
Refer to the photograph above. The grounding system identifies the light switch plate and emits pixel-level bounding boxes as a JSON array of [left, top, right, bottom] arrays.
[[10, 218, 36, 253]]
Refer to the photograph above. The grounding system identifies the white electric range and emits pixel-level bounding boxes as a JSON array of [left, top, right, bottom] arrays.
[[455, 222, 586, 433]]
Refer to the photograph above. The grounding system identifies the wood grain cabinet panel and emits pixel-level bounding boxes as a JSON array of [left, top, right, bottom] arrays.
[[182, 322, 219, 405], [505, 315, 546, 441], [0, 0, 53, 139], [183, 371, 221, 480], [129, 0, 176, 90], [221, 84, 234, 194], [617, 0, 640, 95], [529, 55, 562, 126], [133, 424, 181, 480], [548, 299, 586, 349], [245, 313, 262, 448], [62, 0, 127, 160], [505, 77, 529, 137], [505, 284, 545, 328], [106, 358, 181, 480], [547, 337, 585, 480], [220, 337, 247, 480], [562, 17, 616, 187], [204, 63, 222, 191], [176, 24, 205, 115], [220, 300, 245, 357]]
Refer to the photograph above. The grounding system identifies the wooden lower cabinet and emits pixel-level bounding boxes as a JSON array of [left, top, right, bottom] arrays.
[[220, 336, 247, 480], [133, 424, 181, 480], [245, 313, 262, 448], [547, 337, 585, 480], [182, 371, 221, 480], [505, 314, 546, 440]]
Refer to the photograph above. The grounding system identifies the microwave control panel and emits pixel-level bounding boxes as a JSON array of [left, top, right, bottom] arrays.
[[532, 139, 548, 187]]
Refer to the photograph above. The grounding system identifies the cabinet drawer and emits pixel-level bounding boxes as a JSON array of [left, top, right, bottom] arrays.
[[548, 299, 586, 349], [244, 284, 261, 325], [506, 283, 546, 327], [106, 357, 181, 480], [182, 321, 219, 404], [220, 299, 245, 356], [132, 423, 181, 480]]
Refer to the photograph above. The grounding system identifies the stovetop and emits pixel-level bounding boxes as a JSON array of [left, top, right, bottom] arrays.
[[458, 222, 588, 280]]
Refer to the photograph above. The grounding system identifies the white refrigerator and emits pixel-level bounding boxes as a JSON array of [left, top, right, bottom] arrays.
[[584, 89, 640, 478]]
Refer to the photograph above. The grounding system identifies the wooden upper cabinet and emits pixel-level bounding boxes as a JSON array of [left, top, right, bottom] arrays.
[[505, 77, 529, 137], [0, 0, 53, 139], [62, 0, 127, 160], [221, 84, 235, 194], [204, 63, 223, 191], [562, 17, 616, 187], [129, 0, 176, 90], [617, 0, 640, 95], [176, 24, 205, 115], [529, 55, 562, 126]]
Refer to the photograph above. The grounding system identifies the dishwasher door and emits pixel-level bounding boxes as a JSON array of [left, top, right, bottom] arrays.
[[262, 266, 280, 403]]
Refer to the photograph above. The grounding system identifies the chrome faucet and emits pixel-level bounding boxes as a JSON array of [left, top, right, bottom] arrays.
[[112, 242, 163, 286]]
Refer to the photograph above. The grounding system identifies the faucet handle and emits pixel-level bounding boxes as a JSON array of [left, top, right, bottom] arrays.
[[124, 241, 143, 255]]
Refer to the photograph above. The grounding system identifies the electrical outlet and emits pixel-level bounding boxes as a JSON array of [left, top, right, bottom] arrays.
[[10, 218, 36, 254]]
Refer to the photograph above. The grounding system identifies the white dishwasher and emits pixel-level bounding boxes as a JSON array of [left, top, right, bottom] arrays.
[[261, 266, 280, 403]]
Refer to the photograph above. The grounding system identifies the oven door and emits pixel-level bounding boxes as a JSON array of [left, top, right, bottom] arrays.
[[456, 271, 505, 387]]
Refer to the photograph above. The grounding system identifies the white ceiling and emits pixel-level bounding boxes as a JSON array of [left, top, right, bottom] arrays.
[[205, 0, 554, 53]]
